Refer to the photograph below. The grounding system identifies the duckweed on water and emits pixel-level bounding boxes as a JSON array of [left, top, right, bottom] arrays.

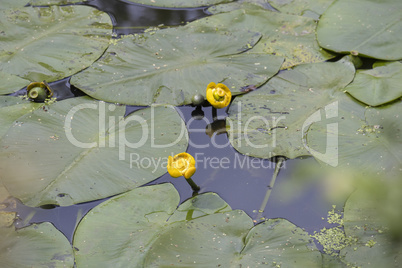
[[311, 205, 355, 256]]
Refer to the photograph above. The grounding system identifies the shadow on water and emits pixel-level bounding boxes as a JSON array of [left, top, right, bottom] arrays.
[[7, 0, 336, 247]]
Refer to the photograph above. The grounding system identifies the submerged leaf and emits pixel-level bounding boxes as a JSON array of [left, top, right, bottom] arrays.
[[0, 6, 112, 82], [345, 61, 402, 106], [227, 57, 355, 159], [0, 97, 188, 206], [74, 184, 322, 267], [341, 188, 402, 267], [317, 0, 402, 60], [0, 223, 74, 267], [71, 26, 283, 106], [306, 99, 402, 177]]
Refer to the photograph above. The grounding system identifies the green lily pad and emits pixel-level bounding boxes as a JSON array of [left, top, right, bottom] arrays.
[[123, 0, 233, 8], [0, 211, 16, 228], [73, 184, 232, 266], [0, 0, 29, 9], [345, 61, 402, 106], [306, 98, 402, 177], [340, 188, 402, 267], [0, 184, 10, 203], [0, 72, 30, 95], [74, 183, 322, 267], [207, 0, 276, 14], [0, 96, 42, 140], [29, 0, 87, 5], [227, 57, 355, 159], [145, 216, 322, 267], [0, 97, 188, 207], [71, 27, 283, 106], [192, 8, 336, 69], [0, 6, 112, 82], [0, 223, 74, 267], [268, 0, 335, 20], [317, 0, 402, 60]]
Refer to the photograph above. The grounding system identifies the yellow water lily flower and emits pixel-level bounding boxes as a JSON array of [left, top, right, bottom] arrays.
[[206, 82, 232, 109], [167, 152, 196, 179]]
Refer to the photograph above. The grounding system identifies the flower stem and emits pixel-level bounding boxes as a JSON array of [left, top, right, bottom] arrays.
[[212, 107, 218, 121], [186, 209, 194, 221], [186, 177, 200, 192], [255, 157, 285, 222]]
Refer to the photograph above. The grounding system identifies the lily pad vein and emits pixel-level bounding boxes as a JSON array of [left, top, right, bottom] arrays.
[[354, 16, 401, 51]]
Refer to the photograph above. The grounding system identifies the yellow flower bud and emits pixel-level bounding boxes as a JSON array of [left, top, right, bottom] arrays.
[[27, 81, 53, 102]]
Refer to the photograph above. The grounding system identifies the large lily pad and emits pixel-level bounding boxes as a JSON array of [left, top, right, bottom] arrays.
[[208, 0, 334, 19], [317, 0, 402, 60], [0, 96, 42, 140], [73, 184, 230, 266], [123, 0, 233, 8], [193, 8, 336, 69], [345, 61, 402, 106], [306, 98, 402, 177], [74, 183, 322, 267], [0, 6, 112, 82], [340, 188, 402, 267], [0, 0, 28, 9], [0, 72, 29, 95], [207, 0, 276, 14], [268, 0, 335, 19], [0, 97, 188, 207], [71, 26, 283, 106], [0, 223, 74, 267], [29, 0, 87, 5], [227, 57, 355, 160], [0, 184, 10, 203]]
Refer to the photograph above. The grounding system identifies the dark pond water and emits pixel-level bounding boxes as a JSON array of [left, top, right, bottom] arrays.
[[86, 0, 208, 36], [10, 0, 336, 246]]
